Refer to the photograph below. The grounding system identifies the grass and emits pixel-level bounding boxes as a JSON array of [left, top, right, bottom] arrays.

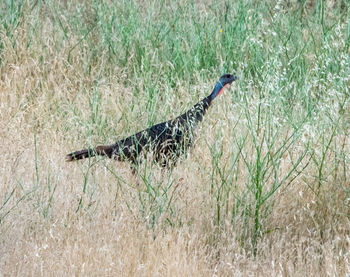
[[1, 0, 350, 275]]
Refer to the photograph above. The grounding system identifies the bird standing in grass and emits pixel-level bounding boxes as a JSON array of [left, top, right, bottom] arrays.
[[66, 74, 237, 167]]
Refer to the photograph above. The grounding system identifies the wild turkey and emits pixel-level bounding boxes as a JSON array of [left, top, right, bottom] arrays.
[[66, 74, 237, 167]]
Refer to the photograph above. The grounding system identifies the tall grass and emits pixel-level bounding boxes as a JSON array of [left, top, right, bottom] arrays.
[[0, 0, 349, 275]]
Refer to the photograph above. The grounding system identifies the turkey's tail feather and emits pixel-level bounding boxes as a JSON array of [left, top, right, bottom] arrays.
[[66, 144, 116, 162], [66, 148, 96, 161]]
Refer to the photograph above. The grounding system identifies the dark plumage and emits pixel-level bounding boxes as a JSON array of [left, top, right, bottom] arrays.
[[66, 74, 237, 167]]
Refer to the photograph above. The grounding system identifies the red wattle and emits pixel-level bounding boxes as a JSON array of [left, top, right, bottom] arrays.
[[217, 84, 230, 97]]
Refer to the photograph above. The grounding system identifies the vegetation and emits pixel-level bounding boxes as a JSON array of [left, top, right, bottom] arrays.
[[0, 0, 349, 275]]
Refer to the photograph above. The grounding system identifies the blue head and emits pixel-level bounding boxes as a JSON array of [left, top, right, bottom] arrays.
[[210, 74, 237, 100]]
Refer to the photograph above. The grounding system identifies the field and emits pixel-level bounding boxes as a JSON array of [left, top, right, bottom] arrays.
[[1, 0, 350, 275]]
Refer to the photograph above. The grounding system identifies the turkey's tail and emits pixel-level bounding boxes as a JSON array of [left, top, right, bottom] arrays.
[[66, 145, 115, 162], [66, 148, 95, 161]]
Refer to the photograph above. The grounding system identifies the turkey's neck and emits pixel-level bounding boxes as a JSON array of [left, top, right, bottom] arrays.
[[191, 95, 213, 121], [183, 81, 229, 124], [181, 95, 213, 128]]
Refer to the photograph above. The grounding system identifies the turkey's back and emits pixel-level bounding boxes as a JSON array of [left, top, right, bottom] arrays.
[[114, 117, 194, 166], [112, 95, 212, 166]]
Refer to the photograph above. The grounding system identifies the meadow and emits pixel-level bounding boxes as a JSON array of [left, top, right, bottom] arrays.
[[0, 0, 349, 275]]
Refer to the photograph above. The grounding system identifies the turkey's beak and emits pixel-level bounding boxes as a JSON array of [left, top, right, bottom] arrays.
[[230, 75, 238, 83]]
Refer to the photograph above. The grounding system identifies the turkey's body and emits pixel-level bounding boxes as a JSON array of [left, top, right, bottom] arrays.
[[66, 74, 236, 168], [67, 96, 212, 167]]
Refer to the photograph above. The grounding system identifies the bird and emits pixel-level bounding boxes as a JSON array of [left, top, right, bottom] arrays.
[[66, 74, 237, 168]]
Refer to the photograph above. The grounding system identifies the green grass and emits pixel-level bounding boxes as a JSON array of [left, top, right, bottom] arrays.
[[1, 0, 350, 275]]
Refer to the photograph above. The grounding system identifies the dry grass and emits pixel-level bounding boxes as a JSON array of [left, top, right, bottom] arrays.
[[1, 0, 350, 276]]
